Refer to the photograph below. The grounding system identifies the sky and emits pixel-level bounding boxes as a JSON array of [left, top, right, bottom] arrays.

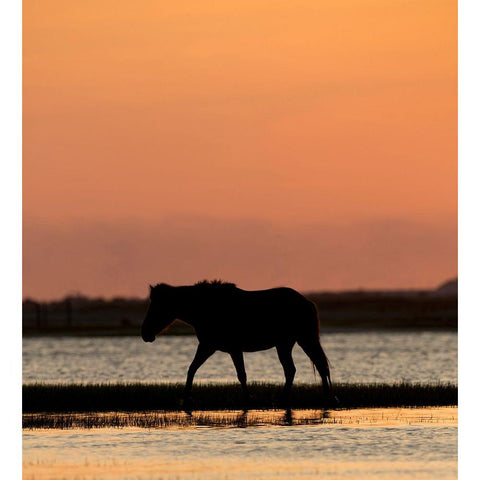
[[23, 0, 457, 300]]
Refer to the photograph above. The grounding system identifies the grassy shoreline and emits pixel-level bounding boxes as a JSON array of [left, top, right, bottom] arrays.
[[23, 382, 457, 414]]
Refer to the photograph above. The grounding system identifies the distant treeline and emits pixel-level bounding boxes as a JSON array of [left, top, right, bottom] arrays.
[[22, 286, 457, 335], [307, 290, 457, 329]]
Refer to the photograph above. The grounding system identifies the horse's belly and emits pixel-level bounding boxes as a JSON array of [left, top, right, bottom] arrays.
[[241, 342, 276, 352], [213, 327, 285, 352], [217, 340, 276, 353]]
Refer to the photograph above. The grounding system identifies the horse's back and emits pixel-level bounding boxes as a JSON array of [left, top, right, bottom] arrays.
[[237, 286, 314, 317]]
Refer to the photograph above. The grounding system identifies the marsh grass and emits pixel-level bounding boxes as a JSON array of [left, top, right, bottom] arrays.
[[23, 382, 456, 414], [23, 410, 288, 429], [22, 406, 458, 430]]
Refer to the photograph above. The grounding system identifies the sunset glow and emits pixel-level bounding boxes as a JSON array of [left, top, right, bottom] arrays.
[[23, 0, 457, 299]]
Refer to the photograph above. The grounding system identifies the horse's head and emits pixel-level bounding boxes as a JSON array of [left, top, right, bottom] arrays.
[[141, 284, 176, 342]]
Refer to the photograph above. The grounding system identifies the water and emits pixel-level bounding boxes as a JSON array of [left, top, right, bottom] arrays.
[[23, 331, 457, 479], [23, 412, 457, 480], [23, 330, 457, 384]]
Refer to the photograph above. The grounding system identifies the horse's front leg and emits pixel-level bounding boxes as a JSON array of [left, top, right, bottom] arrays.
[[184, 343, 215, 408], [230, 351, 250, 409]]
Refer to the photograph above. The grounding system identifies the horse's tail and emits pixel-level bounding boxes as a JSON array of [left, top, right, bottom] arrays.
[[307, 301, 332, 388]]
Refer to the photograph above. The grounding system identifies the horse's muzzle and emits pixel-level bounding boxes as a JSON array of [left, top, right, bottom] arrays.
[[141, 331, 156, 342]]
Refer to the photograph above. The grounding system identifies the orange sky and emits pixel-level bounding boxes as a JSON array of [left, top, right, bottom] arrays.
[[23, 0, 457, 299]]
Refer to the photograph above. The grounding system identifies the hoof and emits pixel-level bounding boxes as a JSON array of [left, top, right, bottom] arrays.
[[283, 408, 293, 426], [325, 395, 340, 409], [180, 397, 194, 412], [241, 394, 251, 412], [278, 390, 291, 409]]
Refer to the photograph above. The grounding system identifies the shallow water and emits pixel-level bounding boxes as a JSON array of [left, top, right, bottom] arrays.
[[23, 408, 457, 480], [24, 407, 458, 430], [23, 330, 457, 384], [23, 332, 457, 479]]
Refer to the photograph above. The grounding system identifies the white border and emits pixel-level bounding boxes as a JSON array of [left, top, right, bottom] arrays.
[[0, 0, 22, 478], [458, 0, 480, 478]]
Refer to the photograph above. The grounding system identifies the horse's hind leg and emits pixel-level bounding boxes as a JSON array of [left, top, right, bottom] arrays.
[[276, 343, 296, 405], [230, 351, 250, 409], [298, 339, 335, 406]]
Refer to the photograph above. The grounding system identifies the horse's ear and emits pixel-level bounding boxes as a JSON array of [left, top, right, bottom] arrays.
[[149, 284, 154, 292]]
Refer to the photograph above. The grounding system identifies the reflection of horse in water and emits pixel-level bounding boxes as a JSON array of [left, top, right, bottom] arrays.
[[141, 280, 336, 407]]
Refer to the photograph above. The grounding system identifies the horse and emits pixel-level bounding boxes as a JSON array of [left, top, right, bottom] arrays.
[[141, 280, 337, 407]]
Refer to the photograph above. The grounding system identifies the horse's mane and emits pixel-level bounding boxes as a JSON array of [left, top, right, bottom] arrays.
[[150, 280, 237, 297], [194, 279, 237, 289]]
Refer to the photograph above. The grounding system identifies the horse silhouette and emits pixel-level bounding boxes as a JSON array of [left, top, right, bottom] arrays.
[[141, 280, 336, 407]]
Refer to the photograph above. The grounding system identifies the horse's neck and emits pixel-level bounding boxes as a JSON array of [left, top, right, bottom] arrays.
[[172, 286, 198, 327]]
